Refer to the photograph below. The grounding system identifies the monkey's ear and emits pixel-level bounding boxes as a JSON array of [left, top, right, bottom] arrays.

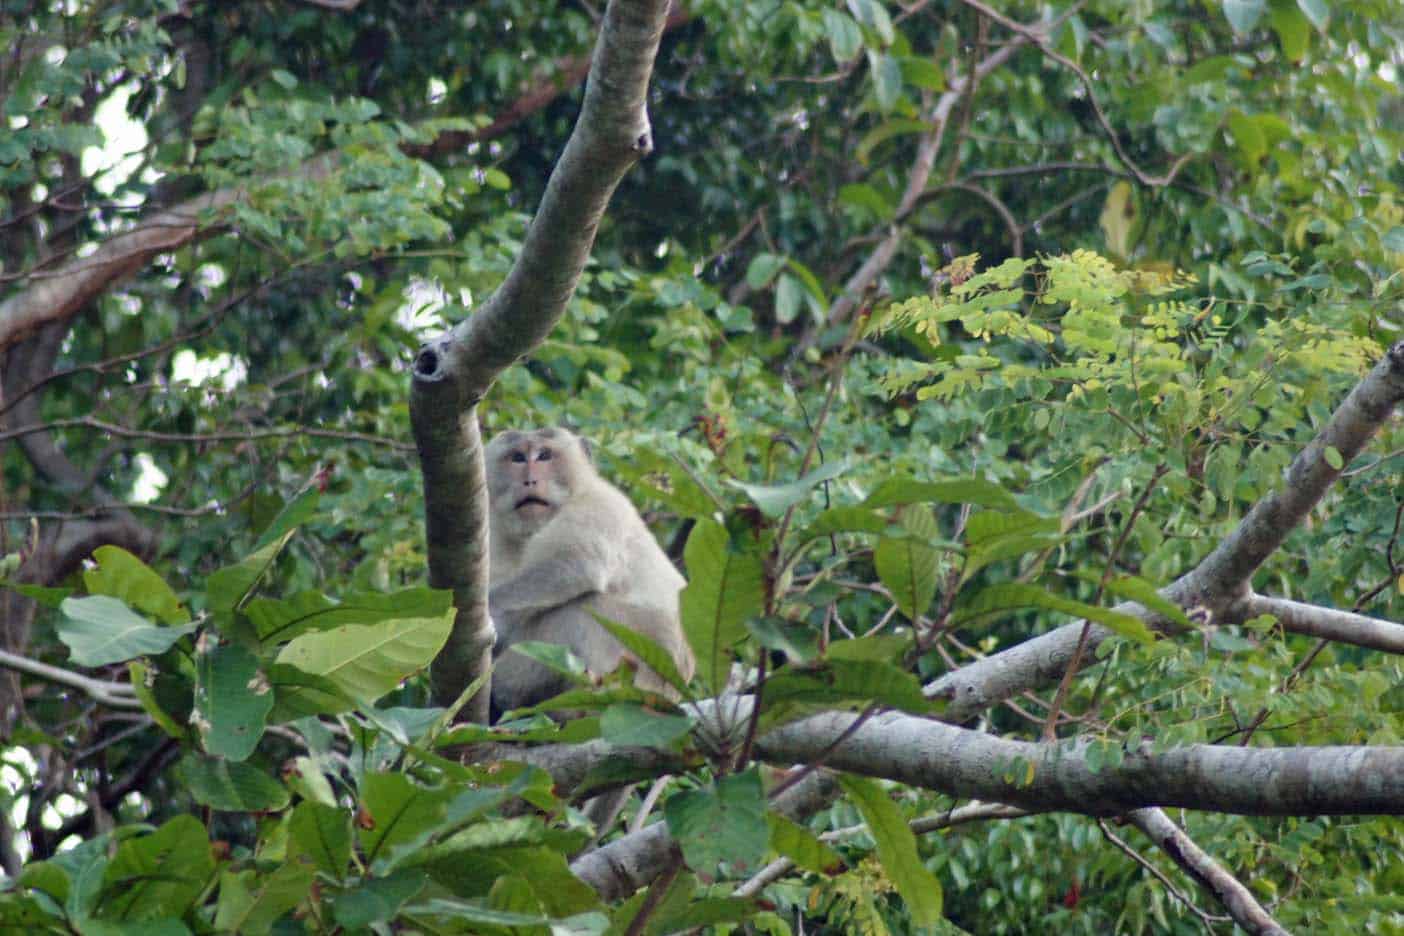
[[577, 434, 595, 462]]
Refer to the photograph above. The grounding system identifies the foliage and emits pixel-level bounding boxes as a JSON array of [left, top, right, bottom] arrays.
[[2, 0, 1402, 933]]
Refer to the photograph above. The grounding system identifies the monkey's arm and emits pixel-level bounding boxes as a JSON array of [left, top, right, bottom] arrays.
[[489, 554, 612, 616]]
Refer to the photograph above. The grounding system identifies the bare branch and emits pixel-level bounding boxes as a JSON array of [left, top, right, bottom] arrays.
[[1127, 808, 1289, 936], [0, 648, 143, 711], [757, 710, 1404, 816], [1236, 594, 1404, 654]]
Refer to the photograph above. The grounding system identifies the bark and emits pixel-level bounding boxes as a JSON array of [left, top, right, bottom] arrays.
[[1237, 594, 1404, 654], [928, 341, 1404, 723], [1127, 808, 1290, 936], [410, 0, 673, 719], [756, 710, 1404, 816]]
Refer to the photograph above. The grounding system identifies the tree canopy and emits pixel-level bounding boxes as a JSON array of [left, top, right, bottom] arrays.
[[1, 1, 1402, 933]]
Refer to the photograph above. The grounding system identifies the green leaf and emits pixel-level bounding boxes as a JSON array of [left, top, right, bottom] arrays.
[[800, 506, 889, 539], [1385, 226, 1404, 254], [274, 610, 453, 705], [57, 596, 196, 667], [265, 663, 358, 720], [774, 272, 802, 324], [953, 582, 1156, 643], [1322, 445, 1344, 470], [1227, 110, 1267, 166], [869, 51, 902, 112], [680, 519, 765, 693], [839, 775, 943, 925], [128, 660, 188, 740], [768, 814, 845, 874], [865, 477, 1019, 510], [213, 862, 314, 936], [664, 768, 769, 877], [248, 586, 451, 645], [763, 659, 933, 714], [593, 615, 691, 696], [358, 772, 455, 869], [332, 869, 428, 930], [287, 801, 353, 879], [83, 546, 187, 625], [600, 702, 695, 748], [875, 509, 940, 623], [822, 8, 863, 62], [253, 485, 321, 550], [1268, 0, 1310, 60], [745, 252, 785, 289], [173, 752, 291, 811], [898, 56, 944, 91], [855, 118, 929, 166], [1223, 0, 1266, 34], [270, 68, 297, 89], [1295, 0, 1328, 31], [101, 815, 214, 921], [206, 530, 295, 614], [1085, 574, 1191, 628], [194, 643, 272, 761], [727, 458, 851, 518]]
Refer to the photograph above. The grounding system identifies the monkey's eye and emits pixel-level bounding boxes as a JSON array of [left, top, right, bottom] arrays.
[[537, 449, 552, 461], [510, 452, 527, 463]]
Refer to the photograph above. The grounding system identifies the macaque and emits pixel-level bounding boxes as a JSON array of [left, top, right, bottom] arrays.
[[485, 426, 694, 716]]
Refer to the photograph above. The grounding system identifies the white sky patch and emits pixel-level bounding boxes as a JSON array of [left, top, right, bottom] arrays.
[[171, 349, 247, 391], [3, 749, 36, 864], [81, 83, 149, 197], [397, 278, 460, 336], [130, 452, 169, 504]]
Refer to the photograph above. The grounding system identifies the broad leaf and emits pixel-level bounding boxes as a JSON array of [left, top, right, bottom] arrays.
[[680, 519, 765, 693], [768, 814, 844, 875], [83, 546, 187, 625], [173, 753, 290, 811], [101, 815, 215, 922], [953, 582, 1156, 643], [726, 457, 851, 518], [594, 614, 691, 696], [274, 611, 453, 705], [57, 596, 196, 667], [865, 477, 1018, 510], [664, 769, 769, 878], [600, 703, 694, 748], [194, 643, 272, 761], [206, 530, 296, 614], [839, 774, 943, 925]]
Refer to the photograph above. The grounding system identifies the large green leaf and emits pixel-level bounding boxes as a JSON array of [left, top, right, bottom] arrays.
[[194, 643, 272, 761], [332, 870, 428, 930], [874, 504, 942, 621], [83, 546, 187, 625], [287, 801, 353, 880], [248, 586, 452, 645], [767, 814, 844, 875], [57, 596, 196, 667], [865, 477, 1018, 510], [726, 457, 851, 518], [952, 582, 1156, 643], [173, 753, 290, 812], [680, 519, 765, 693], [763, 659, 934, 714], [206, 530, 296, 614], [358, 772, 456, 870], [664, 768, 769, 878], [101, 815, 215, 922], [213, 863, 314, 936], [594, 614, 691, 696], [839, 774, 943, 925], [599, 702, 694, 748], [273, 610, 452, 705]]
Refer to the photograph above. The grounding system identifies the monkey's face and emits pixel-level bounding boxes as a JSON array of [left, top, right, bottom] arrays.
[[485, 428, 586, 540]]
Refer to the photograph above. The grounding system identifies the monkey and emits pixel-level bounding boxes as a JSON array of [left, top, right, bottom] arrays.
[[484, 426, 695, 717]]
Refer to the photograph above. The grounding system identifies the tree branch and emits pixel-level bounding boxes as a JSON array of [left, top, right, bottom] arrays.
[[928, 341, 1404, 723], [756, 710, 1404, 816], [1234, 593, 1404, 654], [1127, 808, 1289, 936], [0, 648, 143, 710], [410, 0, 674, 719]]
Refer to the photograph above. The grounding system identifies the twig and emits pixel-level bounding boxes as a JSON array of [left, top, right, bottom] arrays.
[[0, 648, 143, 710]]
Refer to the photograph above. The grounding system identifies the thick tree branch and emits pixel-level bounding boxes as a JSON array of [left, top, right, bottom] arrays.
[[410, 0, 673, 718], [0, 189, 239, 351], [1234, 593, 1404, 654], [929, 341, 1404, 722], [757, 710, 1404, 816], [0, 648, 143, 711], [1127, 808, 1289, 936]]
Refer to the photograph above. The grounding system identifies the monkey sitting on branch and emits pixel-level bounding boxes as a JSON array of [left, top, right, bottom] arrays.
[[484, 426, 695, 718]]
